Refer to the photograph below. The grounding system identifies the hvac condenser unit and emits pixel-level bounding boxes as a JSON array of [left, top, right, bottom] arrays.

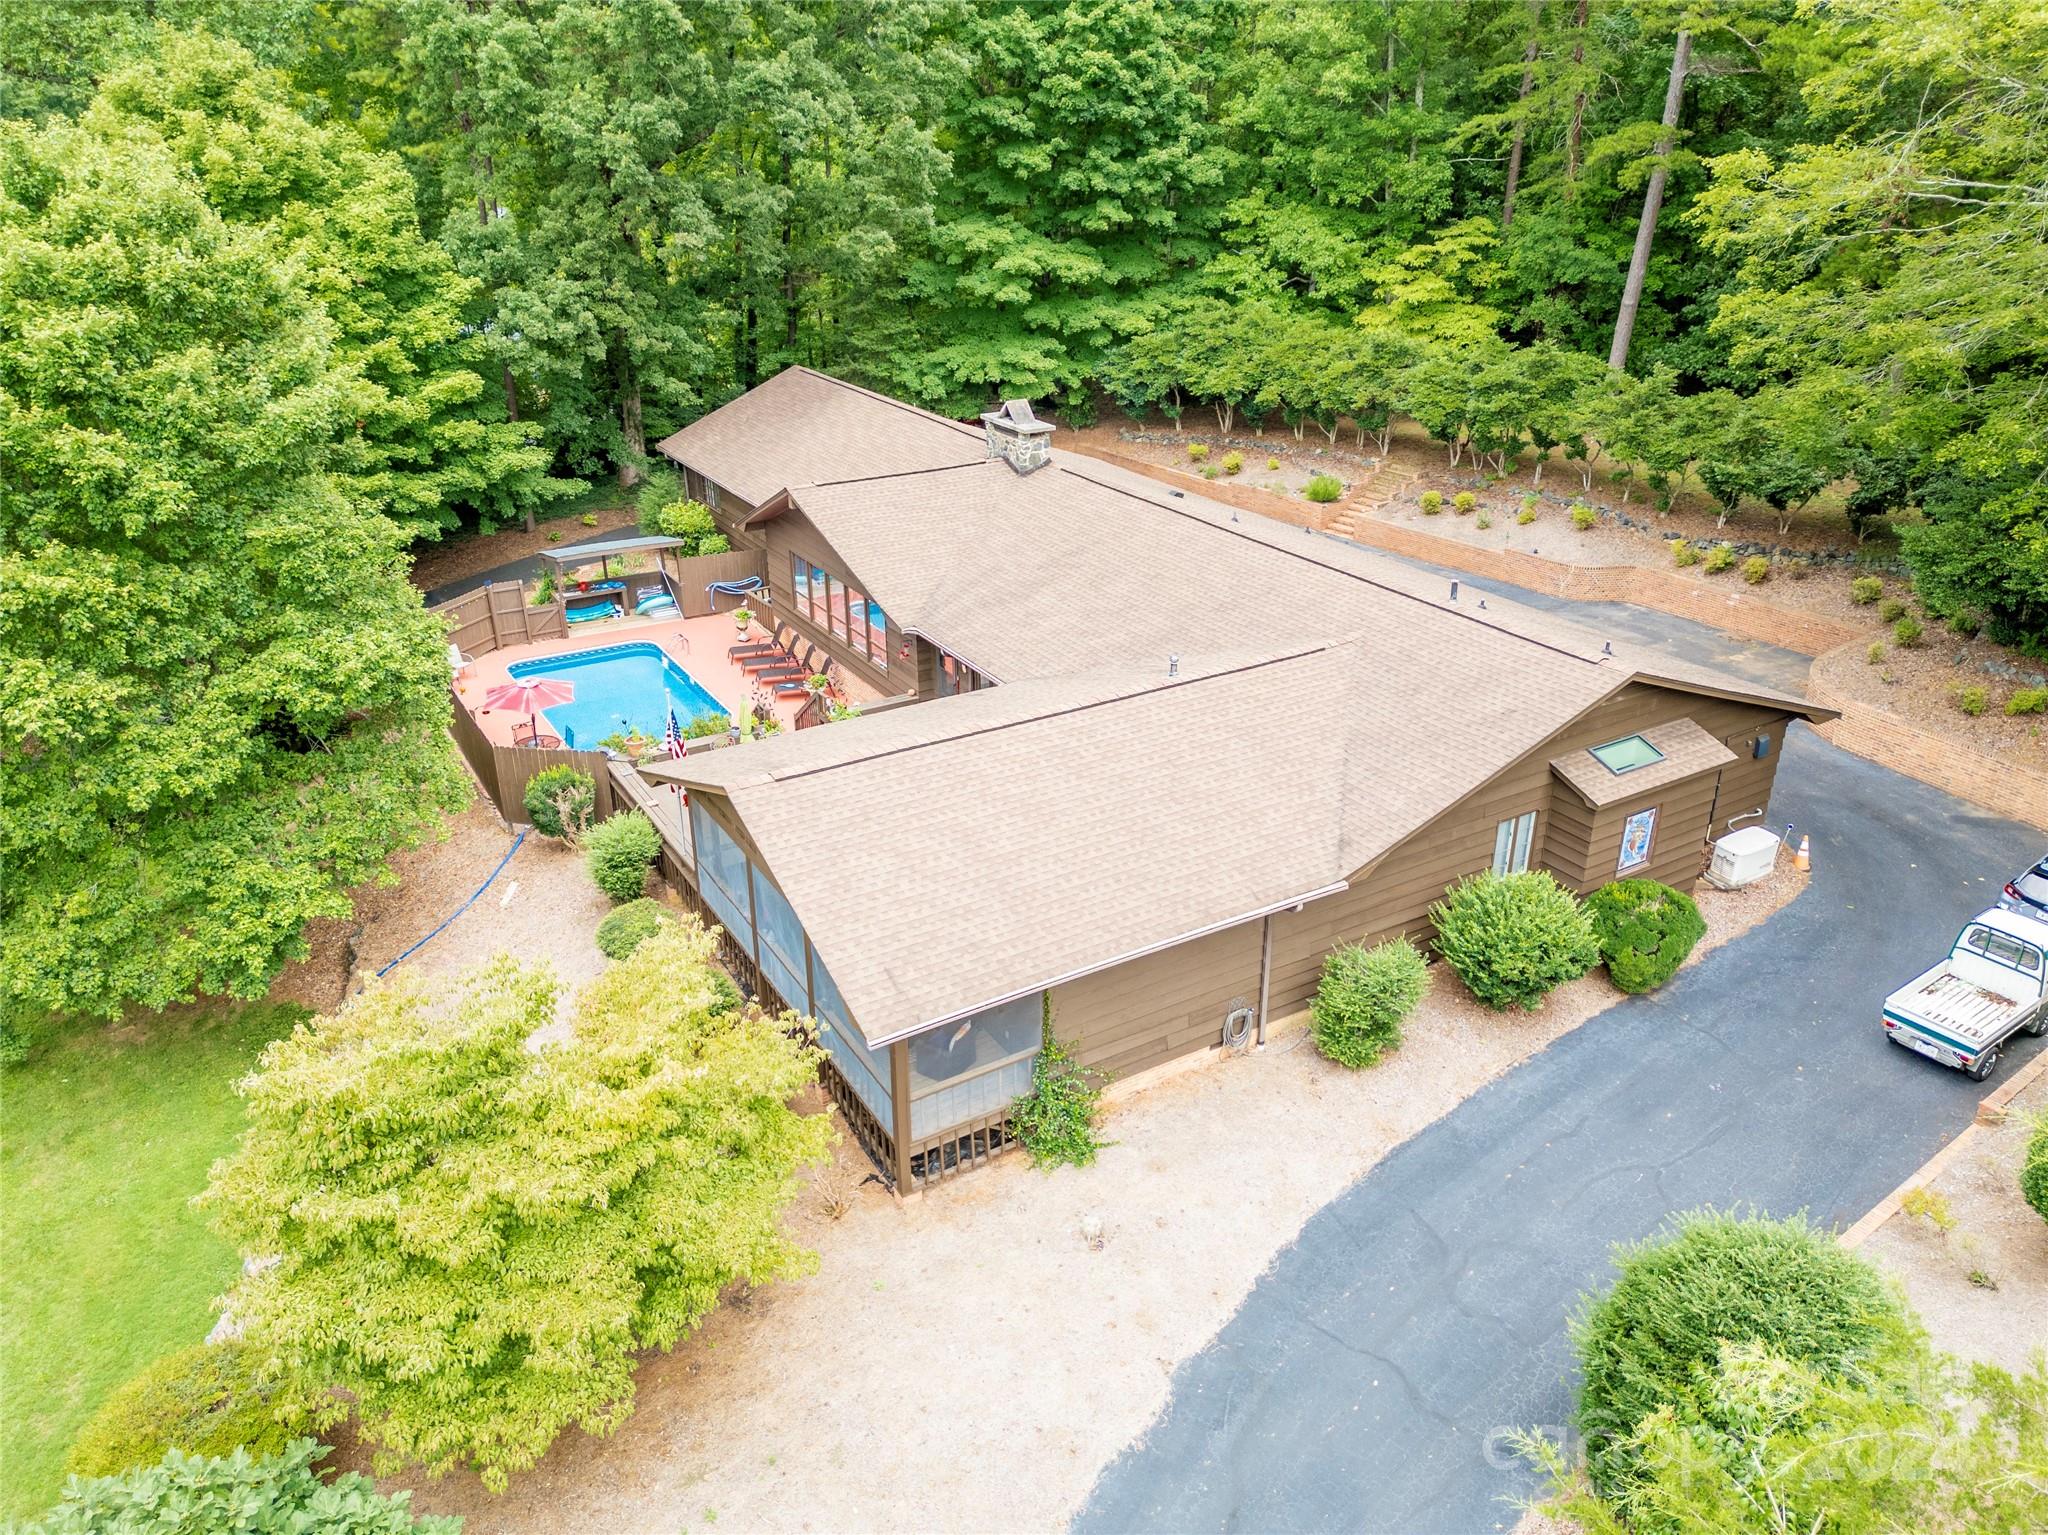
[[1707, 826, 1781, 889]]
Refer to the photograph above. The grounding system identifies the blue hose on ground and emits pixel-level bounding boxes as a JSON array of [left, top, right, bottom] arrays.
[[375, 828, 527, 978]]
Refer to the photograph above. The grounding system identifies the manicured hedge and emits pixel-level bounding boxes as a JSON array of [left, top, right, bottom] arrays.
[[65, 1343, 310, 1480], [1429, 871, 1600, 1010], [585, 811, 660, 901], [1311, 938, 1428, 1068], [595, 898, 670, 960], [2023, 1118, 2048, 1225], [522, 765, 594, 839], [1585, 879, 1707, 993], [1572, 1210, 1902, 1499]]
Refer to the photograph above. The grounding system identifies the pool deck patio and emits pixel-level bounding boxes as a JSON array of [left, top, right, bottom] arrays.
[[456, 610, 815, 748]]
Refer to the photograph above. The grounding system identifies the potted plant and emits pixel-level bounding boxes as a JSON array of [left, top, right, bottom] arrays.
[[804, 672, 831, 695], [731, 605, 754, 637]]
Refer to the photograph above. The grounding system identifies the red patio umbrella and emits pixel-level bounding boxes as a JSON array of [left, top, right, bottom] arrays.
[[481, 678, 575, 742]]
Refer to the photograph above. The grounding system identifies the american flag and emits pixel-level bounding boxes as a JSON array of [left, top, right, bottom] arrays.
[[664, 706, 687, 760]]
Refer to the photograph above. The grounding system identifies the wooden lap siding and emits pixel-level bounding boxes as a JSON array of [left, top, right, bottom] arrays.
[[1048, 920, 1267, 1081]]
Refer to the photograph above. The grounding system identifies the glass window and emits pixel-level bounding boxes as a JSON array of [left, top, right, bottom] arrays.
[[826, 575, 847, 639], [847, 590, 868, 657], [752, 871, 808, 1012], [867, 598, 889, 669], [689, 799, 752, 953], [809, 563, 828, 625], [790, 555, 810, 614], [1492, 811, 1536, 875], [811, 957, 892, 1124], [1965, 926, 2043, 972], [907, 994, 1043, 1139], [1590, 734, 1665, 775]]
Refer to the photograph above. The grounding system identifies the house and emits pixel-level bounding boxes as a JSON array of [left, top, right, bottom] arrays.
[[647, 367, 1833, 1189]]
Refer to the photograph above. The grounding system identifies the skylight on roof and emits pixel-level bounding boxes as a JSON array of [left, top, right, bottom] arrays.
[[1589, 734, 1665, 775]]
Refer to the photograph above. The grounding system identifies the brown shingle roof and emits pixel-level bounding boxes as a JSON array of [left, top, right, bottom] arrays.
[[654, 366, 985, 505], [1549, 717, 1738, 808], [643, 370, 1833, 1046]]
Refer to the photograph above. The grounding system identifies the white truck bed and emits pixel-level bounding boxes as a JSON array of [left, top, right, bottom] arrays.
[[1888, 966, 2023, 1051]]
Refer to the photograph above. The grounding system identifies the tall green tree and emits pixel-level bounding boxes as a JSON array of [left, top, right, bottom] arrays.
[[91, 31, 570, 539], [899, 0, 1230, 414], [0, 112, 466, 1019], [201, 929, 834, 1490]]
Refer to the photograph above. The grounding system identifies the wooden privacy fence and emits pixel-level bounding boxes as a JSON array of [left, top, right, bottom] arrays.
[[658, 548, 768, 616], [449, 686, 617, 825], [435, 581, 565, 657]]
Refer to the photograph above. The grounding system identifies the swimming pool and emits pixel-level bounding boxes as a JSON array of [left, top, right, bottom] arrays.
[[506, 642, 727, 748]]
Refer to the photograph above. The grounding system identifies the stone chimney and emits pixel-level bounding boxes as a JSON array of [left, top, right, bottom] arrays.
[[980, 399, 1054, 474]]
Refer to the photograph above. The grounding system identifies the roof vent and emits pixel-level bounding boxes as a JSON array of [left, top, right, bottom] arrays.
[[1168, 653, 1180, 678], [980, 398, 1054, 475]]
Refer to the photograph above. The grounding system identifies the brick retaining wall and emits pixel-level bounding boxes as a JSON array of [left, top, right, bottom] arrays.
[[1066, 441, 2045, 832]]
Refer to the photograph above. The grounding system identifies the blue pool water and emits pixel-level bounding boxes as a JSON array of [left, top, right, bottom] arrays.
[[507, 642, 727, 748]]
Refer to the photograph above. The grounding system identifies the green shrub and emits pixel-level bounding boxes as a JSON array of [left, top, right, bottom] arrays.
[[634, 467, 683, 530], [1521, 493, 1539, 514], [683, 709, 731, 739], [1740, 555, 1770, 584], [1221, 450, 1244, 475], [1517, 508, 1536, 525], [1266, 456, 1280, 471], [1009, 1007, 1108, 1170], [1305, 473, 1342, 503], [1453, 491, 1477, 515], [522, 765, 595, 839], [1867, 640, 1885, 665], [1429, 871, 1601, 1010], [0, 1008, 30, 1066], [579, 513, 598, 527], [1572, 1210, 1904, 1500], [1703, 544, 1735, 573], [529, 570, 557, 605], [1475, 512, 1492, 530], [1187, 442, 1209, 462], [1200, 464, 1219, 479], [1893, 614, 1923, 646], [1956, 685, 1988, 716], [1310, 938, 1429, 1069], [2006, 686, 2048, 715], [65, 1343, 311, 1480], [697, 531, 731, 556], [651, 497, 716, 552], [1419, 490, 1443, 514], [596, 898, 671, 960], [1947, 611, 1981, 638], [29, 1440, 458, 1534], [1571, 504, 1597, 531], [584, 811, 660, 901], [1669, 540, 1698, 568], [1585, 880, 1706, 994], [2022, 1119, 2048, 1223], [1877, 597, 1907, 622], [1850, 575, 1884, 604]]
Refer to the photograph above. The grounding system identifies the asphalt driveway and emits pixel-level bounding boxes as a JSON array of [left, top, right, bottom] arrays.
[[1077, 718, 2042, 1531]]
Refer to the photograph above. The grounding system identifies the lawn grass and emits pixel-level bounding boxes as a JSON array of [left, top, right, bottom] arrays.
[[0, 1004, 307, 1520]]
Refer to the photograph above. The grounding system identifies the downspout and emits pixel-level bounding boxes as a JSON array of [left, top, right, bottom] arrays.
[[1255, 914, 1274, 1048]]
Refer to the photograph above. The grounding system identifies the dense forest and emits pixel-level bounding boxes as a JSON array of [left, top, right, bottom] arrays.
[[3, 0, 2046, 1016]]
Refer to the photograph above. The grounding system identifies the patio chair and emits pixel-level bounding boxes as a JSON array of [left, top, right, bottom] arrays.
[[740, 633, 808, 674], [729, 621, 793, 661], [513, 725, 562, 749], [749, 640, 818, 683]]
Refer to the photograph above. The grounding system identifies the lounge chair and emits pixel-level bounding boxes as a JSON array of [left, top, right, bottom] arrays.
[[729, 621, 794, 661], [740, 634, 807, 673], [750, 640, 818, 682]]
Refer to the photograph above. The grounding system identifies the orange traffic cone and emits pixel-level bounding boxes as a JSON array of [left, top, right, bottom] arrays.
[[1795, 834, 1811, 872]]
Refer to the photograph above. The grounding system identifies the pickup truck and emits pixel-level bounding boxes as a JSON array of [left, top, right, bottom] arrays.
[[1882, 907, 2048, 1081]]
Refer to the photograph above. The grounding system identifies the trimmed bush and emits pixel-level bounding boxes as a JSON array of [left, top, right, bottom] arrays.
[[1572, 1210, 1904, 1499], [1221, 450, 1244, 475], [2022, 1119, 2048, 1224], [1867, 640, 1885, 664], [1311, 938, 1429, 1068], [1453, 491, 1477, 515], [1475, 512, 1492, 530], [596, 898, 670, 960], [697, 531, 732, 556], [1187, 442, 1209, 462], [31, 1440, 457, 1534], [1740, 555, 1770, 584], [1850, 575, 1883, 604], [1703, 543, 1734, 573], [1947, 611, 1981, 637], [1669, 540, 1698, 567], [522, 765, 594, 840], [1419, 490, 1443, 514], [2005, 686, 2047, 716], [1305, 473, 1342, 503], [65, 1343, 311, 1480], [1571, 504, 1597, 530], [1586, 880, 1706, 994], [1429, 871, 1601, 1010], [1521, 493, 1539, 514], [584, 811, 660, 901], [1877, 597, 1907, 622], [1893, 614, 1923, 646], [1517, 508, 1535, 525], [1266, 455, 1280, 471], [1956, 685, 1988, 716]]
